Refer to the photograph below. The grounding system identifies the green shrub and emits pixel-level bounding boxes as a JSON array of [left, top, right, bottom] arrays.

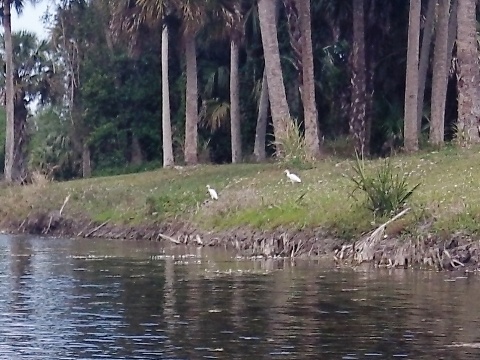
[[273, 118, 313, 168], [347, 153, 420, 216]]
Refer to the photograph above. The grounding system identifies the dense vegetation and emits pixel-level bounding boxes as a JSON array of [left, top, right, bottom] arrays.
[[0, 0, 473, 182]]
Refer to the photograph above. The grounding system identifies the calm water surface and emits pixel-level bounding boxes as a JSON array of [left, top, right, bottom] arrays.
[[0, 234, 479, 359]]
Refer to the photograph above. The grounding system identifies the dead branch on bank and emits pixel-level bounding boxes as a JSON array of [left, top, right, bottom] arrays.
[[334, 208, 410, 264]]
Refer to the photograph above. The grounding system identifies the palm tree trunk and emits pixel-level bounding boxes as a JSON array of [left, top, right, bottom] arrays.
[[298, 0, 321, 158], [230, 39, 242, 163], [13, 95, 28, 182], [430, 0, 450, 145], [82, 142, 91, 178], [417, 0, 436, 132], [253, 71, 269, 162], [283, 0, 302, 113], [456, 0, 480, 145], [3, 0, 15, 182], [447, 0, 457, 65], [403, 0, 421, 152], [350, 0, 367, 155], [184, 34, 198, 165], [257, 0, 291, 153], [162, 25, 174, 167]]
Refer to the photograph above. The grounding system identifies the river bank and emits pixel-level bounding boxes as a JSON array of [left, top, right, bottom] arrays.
[[1, 146, 480, 270]]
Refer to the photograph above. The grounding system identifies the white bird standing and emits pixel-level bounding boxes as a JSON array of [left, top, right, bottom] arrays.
[[284, 169, 302, 184], [206, 185, 219, 200]]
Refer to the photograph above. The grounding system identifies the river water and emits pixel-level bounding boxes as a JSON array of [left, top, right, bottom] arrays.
[[0, 234, 479, 359]]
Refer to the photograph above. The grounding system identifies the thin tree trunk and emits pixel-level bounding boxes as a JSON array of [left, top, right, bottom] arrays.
[[162, 25, 174, 167], [417, 0, 437, 132], [230, 39, 242, 163], [253, 71, 269, 162], [3, 1, 14, 182], [257, 0, 291, 154], [350, 0, 367, 155], [403, 0, 421, 152], [184, 34, 198, 165], [283, 0, 302, 114], [13, 95, 28, 183], [82, 143, 91, 178], [447, 0, 457, 66], [456, 0, 480, 145], [131, 133, 143, 165], [430, 0, 450, 145], [297, 0, 321, 158]]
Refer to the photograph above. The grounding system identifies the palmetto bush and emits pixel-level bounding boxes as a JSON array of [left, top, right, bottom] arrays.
[[347, 153, 420, 216]]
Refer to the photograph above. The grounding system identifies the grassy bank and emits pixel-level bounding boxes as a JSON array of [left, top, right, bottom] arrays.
[[0, 145, 479, 241]]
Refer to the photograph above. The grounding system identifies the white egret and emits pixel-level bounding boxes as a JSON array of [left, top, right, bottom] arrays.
[[206, 185, 219, 200], [284, 170, 302, 183]]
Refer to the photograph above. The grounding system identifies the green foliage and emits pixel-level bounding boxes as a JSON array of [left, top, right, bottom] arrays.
[[28, 107, 77, 179], [347, 153, 420, 216], [273, 119, 313, 168]]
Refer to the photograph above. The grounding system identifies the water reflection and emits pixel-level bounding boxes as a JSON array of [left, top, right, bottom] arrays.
[[0, 234, 478, 359]]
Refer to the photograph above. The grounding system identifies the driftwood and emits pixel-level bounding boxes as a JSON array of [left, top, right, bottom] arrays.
[[354, 208, 411, 263], [84, 221, 108, 238], [334, 208, 410, 264], [44, 194, 71, 234], [157, 232, 181, 245]]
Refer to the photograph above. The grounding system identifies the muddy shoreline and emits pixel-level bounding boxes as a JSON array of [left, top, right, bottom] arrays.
[[2, 210, 480, 272]]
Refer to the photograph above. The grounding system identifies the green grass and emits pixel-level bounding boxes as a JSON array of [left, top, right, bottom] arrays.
[[2, 145, 480, 240]]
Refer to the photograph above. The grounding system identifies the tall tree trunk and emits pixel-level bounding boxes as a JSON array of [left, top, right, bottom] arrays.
[[403, 0, 421, 152], [456, 0, 480, 145], [162, 25, 174, 167], [283, 0, 302, 114], [184, 34, 198, 165], [13, 94, 27, 183], [447, 0, 457, 66], [430, 0, 450, 145], [82, 143, 91, 178], [417, 0, 436, 132], [3, 1, 15, 182], [253, 71, 269, 162], [257, 0, 291, 155], [350, 0, 367, 155], [230, 39, 242, 163], [297, 0, 321, 158]]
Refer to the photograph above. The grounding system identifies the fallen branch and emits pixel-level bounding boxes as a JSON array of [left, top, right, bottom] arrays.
[[77, 221, 93, 237], [85, 221, 109, 238], [157, 232, 181, 245], [353, 207, 410, 264]]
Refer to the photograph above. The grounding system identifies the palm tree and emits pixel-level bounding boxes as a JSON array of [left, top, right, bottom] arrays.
[[253, 71, 268, 161], [227, 4, 243, 163], [0, 31, 56, 182], [297, 0, 321, 158], [257, 0, 291, 155], [136, 0, 224, 165], [430, 0, 450, 145], [1, 0, 40, 183], [403, 0, 421, 152], [456, 0, 480, 145], [114, 0, 175, 167], [417, 0, 435, 133], [350, 0, 367, 155], [2, 0, 15, 182]]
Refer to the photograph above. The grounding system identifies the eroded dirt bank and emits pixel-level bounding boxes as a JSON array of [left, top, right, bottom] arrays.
[[1, 210, 479, 272]]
